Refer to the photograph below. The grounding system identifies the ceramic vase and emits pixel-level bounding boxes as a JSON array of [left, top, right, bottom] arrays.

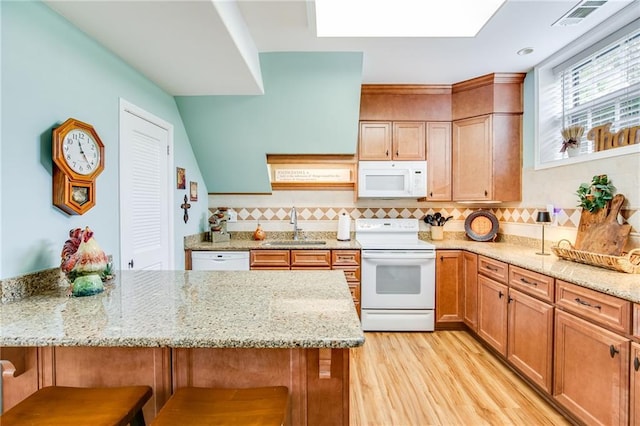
[[431, 226, 444, 241]]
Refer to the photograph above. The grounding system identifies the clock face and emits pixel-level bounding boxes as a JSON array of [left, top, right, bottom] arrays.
[[62, 129, 101, 175]]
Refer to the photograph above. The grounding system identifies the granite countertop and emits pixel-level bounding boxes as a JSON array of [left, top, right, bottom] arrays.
[[0, 270, 364, 349], [431, 240, 640, 303], [186, 238, 361, 251]]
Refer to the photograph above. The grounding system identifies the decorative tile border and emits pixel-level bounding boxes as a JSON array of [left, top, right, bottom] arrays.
[[210, 206, 638, 231]]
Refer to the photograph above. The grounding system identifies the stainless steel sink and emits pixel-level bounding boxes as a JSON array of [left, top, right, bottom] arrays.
[[261, 240, 327, 246]]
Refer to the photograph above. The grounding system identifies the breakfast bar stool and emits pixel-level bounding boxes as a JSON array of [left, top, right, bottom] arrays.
[[150, 386, 290, 426], [0, 385, 152, 426]]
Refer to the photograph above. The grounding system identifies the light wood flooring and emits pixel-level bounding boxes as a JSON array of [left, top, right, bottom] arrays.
[[350, 331, 571, 426]]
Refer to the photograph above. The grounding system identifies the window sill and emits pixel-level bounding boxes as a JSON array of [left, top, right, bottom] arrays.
[[535, 143, 639, 170]]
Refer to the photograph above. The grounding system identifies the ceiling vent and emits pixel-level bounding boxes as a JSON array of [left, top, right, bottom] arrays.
[[552, 0, 607, 26]]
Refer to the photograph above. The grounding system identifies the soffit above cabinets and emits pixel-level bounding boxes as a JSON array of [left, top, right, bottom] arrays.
[[43, 0, 637, 96]]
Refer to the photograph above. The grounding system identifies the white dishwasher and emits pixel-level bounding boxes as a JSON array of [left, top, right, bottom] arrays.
[[191, 251, 250, 271]]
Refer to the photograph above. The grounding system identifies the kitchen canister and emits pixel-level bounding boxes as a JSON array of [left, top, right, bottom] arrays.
[[337, 213, 351, 241]]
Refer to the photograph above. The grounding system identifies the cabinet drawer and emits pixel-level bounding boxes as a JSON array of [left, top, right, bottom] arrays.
[[509, 265, 554, 303], [250, 250, 290, 269], [556, 280, 631, 334], [478, 256, 508, 284], [290, 250, 331, 268], [333, 266, 360, 283], [349, 283, 361, 302], [332, 250, 361, 266]]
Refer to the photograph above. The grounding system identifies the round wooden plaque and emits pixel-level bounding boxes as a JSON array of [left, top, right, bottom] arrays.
[[465, 211, 499, 242]]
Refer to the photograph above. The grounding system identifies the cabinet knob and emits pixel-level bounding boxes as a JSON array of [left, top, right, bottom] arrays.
[[484, 190, 488, 196], [396, 150, 399, 156], [609, 345, 620, 358], [498, 291, 504, 299], [507, 296, 513, 303], [430, 192, 433, 197], [634, 357, 640, 371], [440, 256, 444, 261], [385, 150, 389, 157]]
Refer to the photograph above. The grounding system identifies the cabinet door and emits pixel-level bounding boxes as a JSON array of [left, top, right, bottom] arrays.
[[507, 289, 554, 393], [290, 250, 331, 268], [452, 115, 492, 200], [250, 250, 290, 269], [358, 121, 392, 160], [631, 342, 640, 426], [554, 310, 629, 426], [392, 121, 425, 160], [435, 250, 463, 328], [477, 275, 508, 356], [462, 252, 478, 331], [426, 122, 452, 200]]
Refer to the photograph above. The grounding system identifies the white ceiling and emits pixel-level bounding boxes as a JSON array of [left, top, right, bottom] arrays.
[[45, 0, 639, 96]]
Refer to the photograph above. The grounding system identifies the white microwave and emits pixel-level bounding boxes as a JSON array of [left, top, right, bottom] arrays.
[[358, 161, 427, 198]]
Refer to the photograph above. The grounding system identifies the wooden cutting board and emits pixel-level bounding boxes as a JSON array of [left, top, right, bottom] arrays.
[[577, 194, 631, 256]]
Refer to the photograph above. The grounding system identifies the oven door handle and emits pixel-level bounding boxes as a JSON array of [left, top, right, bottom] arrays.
[[362, 251, 436, 260]]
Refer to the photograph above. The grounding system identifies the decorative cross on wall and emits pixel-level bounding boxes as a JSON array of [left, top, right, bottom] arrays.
[[181, 195, 191, 223]]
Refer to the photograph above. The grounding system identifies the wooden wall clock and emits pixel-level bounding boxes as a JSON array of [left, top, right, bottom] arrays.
[[52, 118, 105, 215]]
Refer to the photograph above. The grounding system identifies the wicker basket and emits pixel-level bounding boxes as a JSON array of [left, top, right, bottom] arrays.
[[551, 239, 640, 274]]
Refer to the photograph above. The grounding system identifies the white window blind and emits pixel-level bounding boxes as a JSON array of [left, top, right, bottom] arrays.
[[539, 25, 640, 163]]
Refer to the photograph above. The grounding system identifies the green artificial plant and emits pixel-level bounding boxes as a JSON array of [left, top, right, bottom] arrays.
[[576, 174, 615, 213]]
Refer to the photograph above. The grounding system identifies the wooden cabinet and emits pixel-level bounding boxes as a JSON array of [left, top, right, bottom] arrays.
[[359, 121, 425, 160], [631, 342, 640, 426], [250, 250, 290, 269], [435, 251, 463, 329], [452, 114, 521, 202], [331, 250, 361, 317], [477, 275, 508, 355], [554, 309, 630, 425], [507, 288, 554, 393], [509, 265, 554, 303], [426, 122, 452, 200], [250, 249, 361, 317], [462, 252, 478, 331], [290, 250, 331, 269]]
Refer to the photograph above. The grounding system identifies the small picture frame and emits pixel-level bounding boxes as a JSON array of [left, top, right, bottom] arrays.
[[176, 167, 186, 189], [189, 181, 198, 201]]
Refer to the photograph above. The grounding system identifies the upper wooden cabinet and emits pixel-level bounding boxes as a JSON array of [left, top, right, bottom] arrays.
[[452, 114, 522, 202], [452, 73, 525, 121], [359, 121, 425, 160], [426, 122, 452, 201]]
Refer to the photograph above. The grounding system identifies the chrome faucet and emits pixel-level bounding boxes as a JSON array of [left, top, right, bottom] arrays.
[[290, 207, 300, 240]]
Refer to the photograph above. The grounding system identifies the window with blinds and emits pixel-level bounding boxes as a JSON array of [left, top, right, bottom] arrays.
[[539, 26, 640, 164]]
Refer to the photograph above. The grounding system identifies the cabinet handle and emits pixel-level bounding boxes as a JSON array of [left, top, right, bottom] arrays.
[[507, 296, 513, 303], [486, 265, 498, 272], [128, 259, 134, 269], [385, 150, 389, 157], [520, 277, 538, 286], [635, 357, 640, 371], [610, 345, 620, 358], [574, 297, 602, 310], [498, 291, 504, 299], [484, 190, 488, 196], [395, 150, 399, 156], [430, 192, 433, 197], [440, 256, 444, 261]]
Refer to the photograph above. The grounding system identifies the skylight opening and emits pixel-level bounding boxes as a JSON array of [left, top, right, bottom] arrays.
[[315, 0, 506, 38]]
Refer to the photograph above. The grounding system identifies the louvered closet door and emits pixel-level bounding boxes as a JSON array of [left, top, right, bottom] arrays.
[[120, 105, 171, 270]]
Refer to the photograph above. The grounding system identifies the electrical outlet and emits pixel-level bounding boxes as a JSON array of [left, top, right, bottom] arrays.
[[227, 209, 238, 223]]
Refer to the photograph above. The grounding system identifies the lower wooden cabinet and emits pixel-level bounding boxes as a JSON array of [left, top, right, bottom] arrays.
[[462, 252, 478, 331], [507, 288, 553, 393], [250, 249, 361, 317], [477, 275, 508, 355], [435, 250, 463, 328], [631, 342, 640, 426], [554, 309, 630, 425]]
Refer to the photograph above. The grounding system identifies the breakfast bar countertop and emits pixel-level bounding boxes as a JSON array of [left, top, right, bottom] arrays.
[[0, 270, 365, 349]]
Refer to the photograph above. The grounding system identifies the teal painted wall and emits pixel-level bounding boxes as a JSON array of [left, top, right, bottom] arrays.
[[176, 52, 363, 193], [0, 1, 208, 278]]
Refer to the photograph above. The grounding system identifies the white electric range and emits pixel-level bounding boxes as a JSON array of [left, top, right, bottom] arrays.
[[355, 218, 436, 331]]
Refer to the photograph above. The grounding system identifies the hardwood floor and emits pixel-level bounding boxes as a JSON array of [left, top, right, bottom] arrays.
[[350, 331, 570, 426]]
